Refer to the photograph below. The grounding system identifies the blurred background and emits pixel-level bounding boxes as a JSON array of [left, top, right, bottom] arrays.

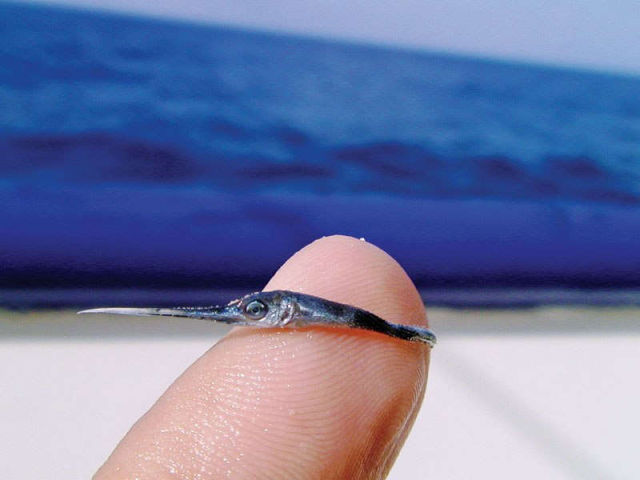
[[1, 1, 638, 478]]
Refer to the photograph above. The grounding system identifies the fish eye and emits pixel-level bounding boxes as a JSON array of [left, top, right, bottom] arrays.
[[244, 300, 268, 319]]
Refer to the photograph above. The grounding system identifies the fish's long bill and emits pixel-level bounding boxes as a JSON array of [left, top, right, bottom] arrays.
[[77, 306, 244, 324], [78, 307, 194, 318]]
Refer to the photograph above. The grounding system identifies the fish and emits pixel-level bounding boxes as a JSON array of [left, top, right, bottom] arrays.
[[79, 290, 437, 347]]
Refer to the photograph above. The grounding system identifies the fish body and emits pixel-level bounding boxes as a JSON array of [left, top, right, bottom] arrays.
[[80, 290, 437, 347]]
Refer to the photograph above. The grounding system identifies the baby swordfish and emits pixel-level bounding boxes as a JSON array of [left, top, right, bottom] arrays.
[[79, 290, 437, 347]]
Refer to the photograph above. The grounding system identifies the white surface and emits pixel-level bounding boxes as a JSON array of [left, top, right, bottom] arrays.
[[1, 308, 638, 479]]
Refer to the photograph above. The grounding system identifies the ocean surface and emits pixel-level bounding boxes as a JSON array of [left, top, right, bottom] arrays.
[[1, 2, 639, 306]]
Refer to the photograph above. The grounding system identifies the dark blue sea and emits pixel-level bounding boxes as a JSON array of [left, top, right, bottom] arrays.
[[1, 2, 639, 306]]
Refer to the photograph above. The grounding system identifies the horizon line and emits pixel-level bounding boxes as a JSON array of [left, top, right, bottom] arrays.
[[12, 0, 640, 80]]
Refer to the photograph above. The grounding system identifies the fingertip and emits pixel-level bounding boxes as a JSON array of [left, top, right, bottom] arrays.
[[266, 234, 427, 327]]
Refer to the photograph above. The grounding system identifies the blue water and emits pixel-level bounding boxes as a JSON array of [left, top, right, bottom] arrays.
[[1, 2, 639, 304]]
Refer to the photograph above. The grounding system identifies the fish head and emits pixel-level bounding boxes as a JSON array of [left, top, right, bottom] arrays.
[[229, 290, 296, 327]]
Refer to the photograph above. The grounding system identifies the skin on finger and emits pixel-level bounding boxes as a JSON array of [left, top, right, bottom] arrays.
[[95, 235, 430, 480]]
